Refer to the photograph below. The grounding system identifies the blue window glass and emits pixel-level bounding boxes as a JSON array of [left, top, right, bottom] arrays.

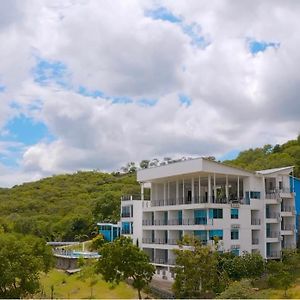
[[231, 208, 239, 219], [209, 229, 223, 240], [194, 230, 207, 244], [231, 229, 239, 240], [231, 249, 239, 256], [122, 222, 132, 234], [99, 225, 112, 242], [250, 191, 261, 199], [209, 209, 223, 219], [178, 210, 182, 225], [194, 209, 207, 224]]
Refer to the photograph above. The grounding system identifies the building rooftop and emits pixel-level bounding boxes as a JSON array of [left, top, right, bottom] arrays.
[[256, 166, 294, 175]]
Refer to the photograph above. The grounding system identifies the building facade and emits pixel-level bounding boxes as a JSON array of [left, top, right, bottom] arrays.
[[121, 158, 296, 280]]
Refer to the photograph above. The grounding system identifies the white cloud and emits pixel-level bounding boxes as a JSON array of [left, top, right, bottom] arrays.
[[0, 0, 300, 186]]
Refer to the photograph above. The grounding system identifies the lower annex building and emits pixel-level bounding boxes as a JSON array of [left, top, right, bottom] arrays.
[[104, 158, 298, 281]]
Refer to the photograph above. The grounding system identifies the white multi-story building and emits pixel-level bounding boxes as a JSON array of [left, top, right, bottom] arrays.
[[120, 158, 296, 280]]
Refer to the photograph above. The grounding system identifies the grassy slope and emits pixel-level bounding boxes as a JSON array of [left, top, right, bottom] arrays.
[[38, 269, 136, 299]]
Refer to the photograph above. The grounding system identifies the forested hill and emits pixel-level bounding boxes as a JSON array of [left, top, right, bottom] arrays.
[[224, 135, 300, 177], [0, 171, 139, 241]]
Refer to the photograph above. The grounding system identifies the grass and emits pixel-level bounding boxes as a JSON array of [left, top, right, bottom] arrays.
[[37, 269, 137, 299]]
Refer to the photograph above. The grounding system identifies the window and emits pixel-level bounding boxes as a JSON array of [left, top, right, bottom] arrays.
[[121, 206, 131, 218], [194, 209, 207, 224], [231, 249, 239, 256], [250, 191, 261, 199], [209, 209, 223, 219], [194, 230, 207, 244], [209, 229, 223, 240], [231, 208, 239, 219], [122, 222, 132, 234], [231, 229, 239, 240]]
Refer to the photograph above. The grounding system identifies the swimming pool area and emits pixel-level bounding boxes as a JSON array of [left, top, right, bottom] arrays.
[[53, 249, 100, 259]]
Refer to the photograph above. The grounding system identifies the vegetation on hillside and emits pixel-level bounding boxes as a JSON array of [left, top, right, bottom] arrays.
[[224, 135, 300, 177], [0, 172, 139, 241]]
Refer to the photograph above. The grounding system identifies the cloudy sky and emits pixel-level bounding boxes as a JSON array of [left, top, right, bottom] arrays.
[[0, 0, 299, 187]]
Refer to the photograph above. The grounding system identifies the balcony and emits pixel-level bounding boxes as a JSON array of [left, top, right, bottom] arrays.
[[251, 218, 261, 225], [142, 218, 212, 227], [142, 238, 180, 246], [267, 251, 281, 259], [266, 212, 280, 221], [151, 258, 176, 265], [282, 243, 296, 249], [121, 212, 131, 218], [121, 194, 150, 201], [282, 224, 294, 231], [252, 238, 259, 245], [266, 231, 280, 239], [281, 206, 295, 213]]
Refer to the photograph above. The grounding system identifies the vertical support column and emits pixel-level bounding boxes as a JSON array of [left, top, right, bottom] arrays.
[[225, 175, 229, 200], [208, 174, 212, 203], [192, 177, 195, 203], [213, 173, 217, 202], [237, 176, 240, 200], [199, 176, 201, 202], [176, 180, 179, 205], [168, 181, 170, 204], [141, 182, 144, 201], [183, 178, 185, 204], [164, 182, 166, 205]]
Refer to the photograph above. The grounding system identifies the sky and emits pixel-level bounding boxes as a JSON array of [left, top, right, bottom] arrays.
[[0, 0, 299, 187]]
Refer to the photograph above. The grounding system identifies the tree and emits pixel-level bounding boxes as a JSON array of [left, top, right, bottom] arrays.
[[90, 234, 106, 251], [217, 279, 255, 299], [0, 233, 54, 298], [78, 257, 98, 299], [96, 236, 155, 299], [172, 236, 220, 298], [267, 261, 294, 297], [139, 160, 150, 169]]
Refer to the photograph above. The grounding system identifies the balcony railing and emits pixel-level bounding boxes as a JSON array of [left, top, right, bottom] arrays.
[[142, 238, 180, 245], [281, 206, 295, 213], [251, 218, 261, 225], [150, 196, 249, 207], [282, 224, 294, 231], [267, 251, 281, 258], [121, 194, 150, 201], [151, 258, 176, 265], [252, 238, 259, 245], [266, 212, 280, 219], [266, 231, 280, 238], [142, 218, 212, 226], [282, 243, 296, 249]]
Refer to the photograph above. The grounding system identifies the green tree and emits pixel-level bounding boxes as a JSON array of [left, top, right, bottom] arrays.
[[90, 234, 106, 251], [78, 257, 98, 299], [172, 236, 220, 298], [139, 160, 150, 169], [0, 233, 53, 298], [96, 236, 155, 299], [217, 279, 255, 299]]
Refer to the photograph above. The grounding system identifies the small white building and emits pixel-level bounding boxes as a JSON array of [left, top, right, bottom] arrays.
[[120, 158, 296, 280]]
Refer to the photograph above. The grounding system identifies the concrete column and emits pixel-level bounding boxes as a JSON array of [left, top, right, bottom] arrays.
[[225, 175, 229, 200], [208, 174, 212, 203], [213, 173, 217, 201], [176, 180, 179, 204], [192, 177, 195, 203], [141, 183, 144, 201], [183, 178, 185, 203], [237, 176, 240, 200], [164, 182, 166, 205], [199, 176, 201, 202]]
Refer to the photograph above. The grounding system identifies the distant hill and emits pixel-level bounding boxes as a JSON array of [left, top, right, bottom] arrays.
[[0, 171, 139, 241], [224, 135, 300, 177]]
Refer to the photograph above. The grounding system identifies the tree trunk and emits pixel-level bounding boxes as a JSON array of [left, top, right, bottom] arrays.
[[138, 288, 142, 299]]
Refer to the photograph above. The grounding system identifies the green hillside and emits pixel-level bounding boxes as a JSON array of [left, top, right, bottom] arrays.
[[0, 171, 139, 241], [224, 135, 300, 177]]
